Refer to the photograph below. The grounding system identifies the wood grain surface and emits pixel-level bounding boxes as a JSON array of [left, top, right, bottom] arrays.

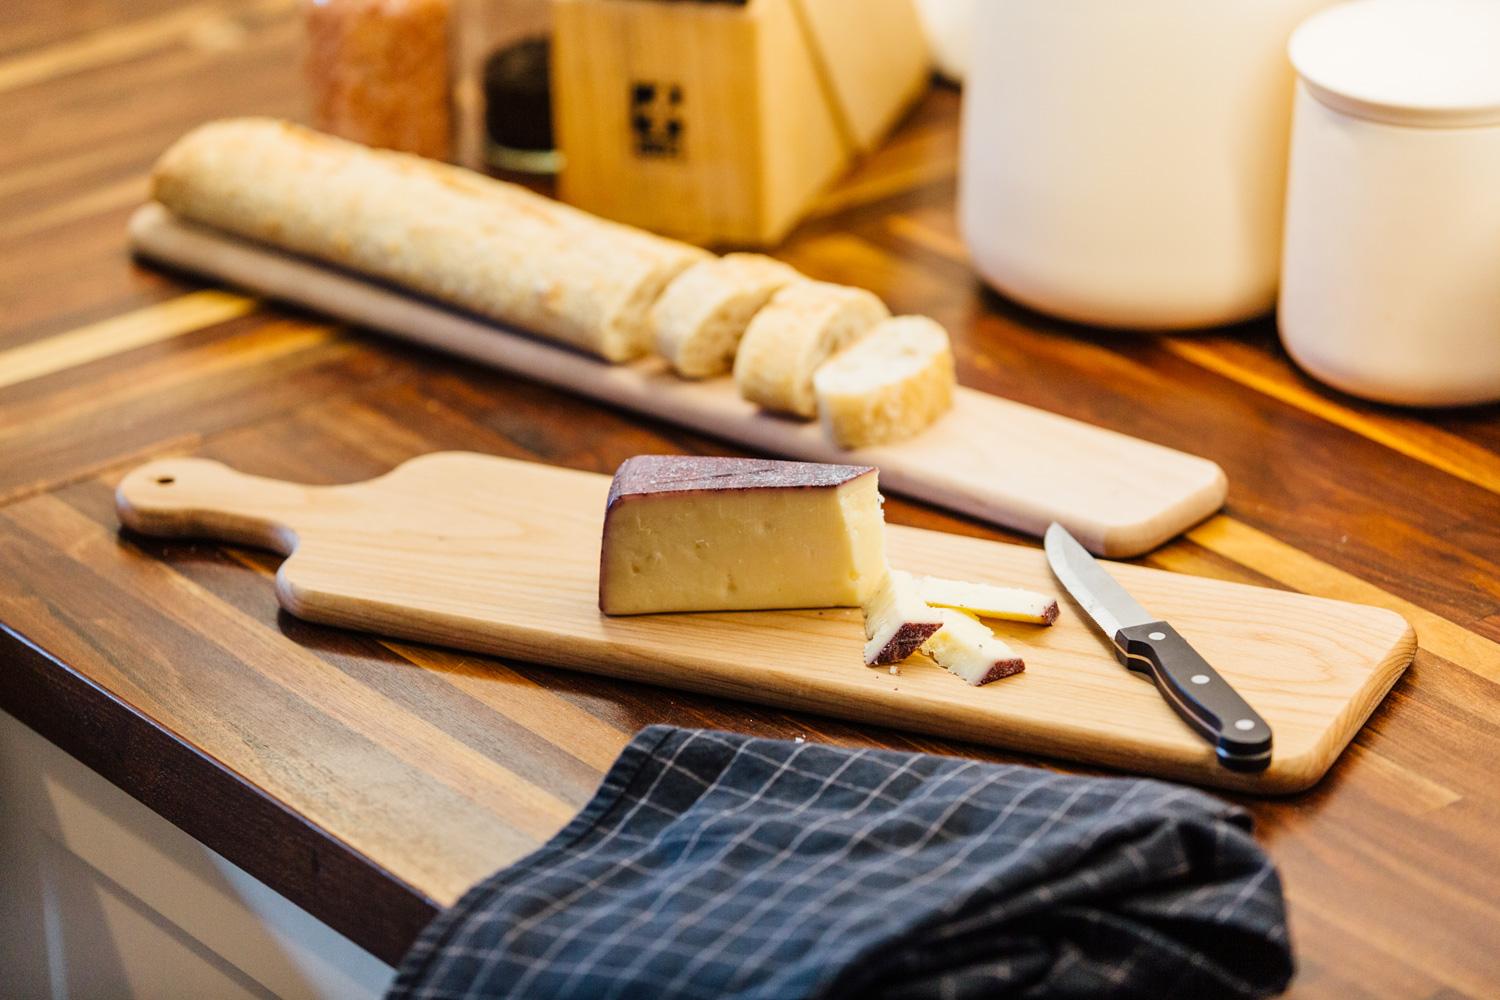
[[2, 2, 1499, 994], [127, 203, 1229, 556], [114, 452, 1411, 794]]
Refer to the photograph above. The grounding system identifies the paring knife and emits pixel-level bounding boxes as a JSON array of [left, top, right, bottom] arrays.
[[1044, 523, 1273, 772]]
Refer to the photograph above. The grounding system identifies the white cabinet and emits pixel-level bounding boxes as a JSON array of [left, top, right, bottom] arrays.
[[0, 710, 397, 999]]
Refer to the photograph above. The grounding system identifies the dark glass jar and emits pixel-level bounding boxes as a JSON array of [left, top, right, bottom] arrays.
[[454, 0, 561, 174]]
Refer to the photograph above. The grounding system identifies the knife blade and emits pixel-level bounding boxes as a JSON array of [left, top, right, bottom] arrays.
[[1044, 523, 1272, 772]]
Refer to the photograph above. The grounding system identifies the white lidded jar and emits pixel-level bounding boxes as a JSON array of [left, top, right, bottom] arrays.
[[959, 0, 1336, 330], [1280, 0, 1500, 407]]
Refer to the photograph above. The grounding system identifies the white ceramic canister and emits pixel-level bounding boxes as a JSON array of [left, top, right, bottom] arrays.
[[959, 0, 1336, 330], [1280, 0, 1500, 407], [916, 0, 977, 83]]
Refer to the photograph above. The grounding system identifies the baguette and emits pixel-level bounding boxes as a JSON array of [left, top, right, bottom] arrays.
[[650, 254, 800, 378], [150, 118, 709, 362], [734, 281, 889, 417], [813, 316, 956, 448]]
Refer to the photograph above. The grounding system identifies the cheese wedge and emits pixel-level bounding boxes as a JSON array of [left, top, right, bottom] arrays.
[[922, 609, 1026, 686], [861, 569, 945, 667], [650, 254, 801, 378], [917, 576, 1059, 625], [734, 281, 889, 418], [598, 455, 888, 615], [813, 316, 956, 448]]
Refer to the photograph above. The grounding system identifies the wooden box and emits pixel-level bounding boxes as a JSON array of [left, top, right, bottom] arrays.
[[552, 0, 930, 246]]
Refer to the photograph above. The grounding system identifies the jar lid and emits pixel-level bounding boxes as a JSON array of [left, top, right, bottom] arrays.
[[1290, 0, 1500, 128]]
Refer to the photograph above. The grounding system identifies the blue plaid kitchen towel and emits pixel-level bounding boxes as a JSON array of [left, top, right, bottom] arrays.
[[389, 726, 1293, 1000]]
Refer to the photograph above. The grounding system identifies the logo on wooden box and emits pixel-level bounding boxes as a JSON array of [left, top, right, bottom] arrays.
[[630, 81, 683, 158]]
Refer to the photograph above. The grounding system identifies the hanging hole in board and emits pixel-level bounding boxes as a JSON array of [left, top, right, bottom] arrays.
[[155, 476, 175, 486]]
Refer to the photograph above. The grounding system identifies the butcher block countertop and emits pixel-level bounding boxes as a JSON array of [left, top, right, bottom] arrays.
[[2, 1, 1498, 993]]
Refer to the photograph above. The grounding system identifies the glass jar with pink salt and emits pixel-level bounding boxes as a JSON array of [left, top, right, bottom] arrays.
[[304, 0, 452, 160]]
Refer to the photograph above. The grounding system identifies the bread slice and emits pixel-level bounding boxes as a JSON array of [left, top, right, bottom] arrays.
[[650, 254, 801, 378], [150, 118, 709, 362], [734, 281, 889, 417], [813, 316, 956, 448]]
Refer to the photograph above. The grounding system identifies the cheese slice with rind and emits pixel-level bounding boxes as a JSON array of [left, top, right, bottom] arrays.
[[917, 576, 1059, 625], [861, 569, 944, 667], [922, 609, 1026, 686]]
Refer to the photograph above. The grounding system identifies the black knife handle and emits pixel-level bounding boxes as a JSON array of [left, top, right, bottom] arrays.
[[1114, 621, 1272, 772]]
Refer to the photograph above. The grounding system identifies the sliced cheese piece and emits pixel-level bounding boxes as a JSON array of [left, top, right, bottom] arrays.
[[922, 609, 1026, 686], [813, 315, 956, 449], [734, 281, 890, 418], [598, 455, 888, 615], [861, 569, 945, 667], [917, 576, 1059, 625], [650, 254, 801, 378]]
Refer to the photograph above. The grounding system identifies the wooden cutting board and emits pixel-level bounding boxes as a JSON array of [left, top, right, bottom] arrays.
[[128, 203, 1226, 557], [116, 452, 1415, 794]]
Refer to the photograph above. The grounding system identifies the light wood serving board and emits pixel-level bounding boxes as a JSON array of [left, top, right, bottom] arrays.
[[128, 203, 1226, 557], [116, 452, 1415, 794]]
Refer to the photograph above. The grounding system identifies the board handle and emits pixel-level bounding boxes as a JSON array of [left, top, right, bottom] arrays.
[[116, 457, 315, 555]]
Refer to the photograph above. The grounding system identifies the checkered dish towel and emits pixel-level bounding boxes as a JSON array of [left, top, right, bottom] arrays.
[[389, 726, 1293, 1000]]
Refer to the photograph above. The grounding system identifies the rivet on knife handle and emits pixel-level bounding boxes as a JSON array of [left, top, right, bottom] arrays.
[[1114, 621, 1273, 772]]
